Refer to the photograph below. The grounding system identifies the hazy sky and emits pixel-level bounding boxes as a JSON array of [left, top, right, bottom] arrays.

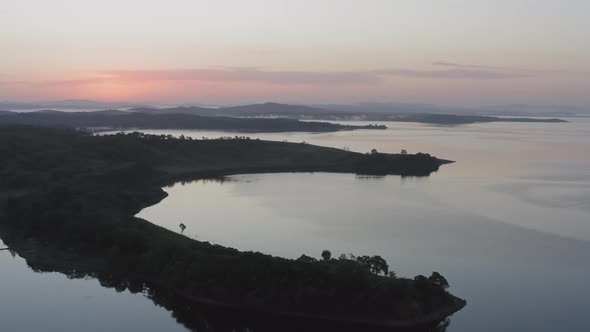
[[1, 0, 589, 106]]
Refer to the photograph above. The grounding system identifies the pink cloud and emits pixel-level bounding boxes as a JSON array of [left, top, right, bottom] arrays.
[[20, 65, 529, 89]]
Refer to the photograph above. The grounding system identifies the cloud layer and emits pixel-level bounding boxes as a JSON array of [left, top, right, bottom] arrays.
[[20, 64, 529, 88]]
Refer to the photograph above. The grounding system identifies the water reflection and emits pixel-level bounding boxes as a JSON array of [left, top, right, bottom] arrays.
[[355, 174, 387, 180], [177, 176, 242, 186]]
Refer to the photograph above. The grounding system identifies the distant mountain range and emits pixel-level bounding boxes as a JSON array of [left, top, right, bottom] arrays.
[[131, 103, 331, 117], [311, 102, 588, 117], [132, 103, 567, 124], [2, 100, 587, 116], [0, 100, 590, 125]]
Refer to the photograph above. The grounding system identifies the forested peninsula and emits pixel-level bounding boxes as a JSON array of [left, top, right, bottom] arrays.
[[0, 126, 463, 331], [0, 110, 385, 132]]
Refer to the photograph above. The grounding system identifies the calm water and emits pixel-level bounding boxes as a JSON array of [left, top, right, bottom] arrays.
[[2, 119, 589, 331], [137, 119, 590, 332]]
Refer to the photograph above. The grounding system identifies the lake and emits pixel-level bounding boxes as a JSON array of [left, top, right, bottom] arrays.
[[3, 119, 590, 331]]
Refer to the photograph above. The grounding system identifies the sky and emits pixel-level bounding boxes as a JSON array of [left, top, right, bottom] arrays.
[[1, 0, 589, 106]]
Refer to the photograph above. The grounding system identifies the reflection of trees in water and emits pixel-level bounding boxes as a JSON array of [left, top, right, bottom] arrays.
[[354, 173, 435, 182], [355, 174, 388, 180], [149, 281, 452, 332], [181, 172, 437, 186], [399, 175, 431, 184], [31, 267, 449, 332], [177, 176, 240, 186]]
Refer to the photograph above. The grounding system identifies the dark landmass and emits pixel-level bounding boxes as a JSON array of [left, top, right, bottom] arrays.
[[0, 110, 386, 132], [4, 99, 586, 117], [313, 102, 587, 117], [327, 113, 568, 124], [131, 102, 325, 117], [0, 125, 462, 331], [133, 102, 567, 124], [477, 103, 588, 117], [0, 102, 567, 126]]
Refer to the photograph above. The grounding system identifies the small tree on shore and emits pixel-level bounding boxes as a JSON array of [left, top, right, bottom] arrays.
[[321, 250, 332, 261], [179, 223, 186, 235]]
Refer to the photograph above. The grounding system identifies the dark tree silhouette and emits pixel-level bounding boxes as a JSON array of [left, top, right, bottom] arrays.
[[321, 250, 332, 261], [356, 255, 389, 275], [429, 272, 450, 289], [297, 254, 318, 263], [401, 149, 408, 155], [179, 223, 186, 235]]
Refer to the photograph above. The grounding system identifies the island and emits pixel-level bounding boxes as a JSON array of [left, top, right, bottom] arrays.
[[0, 125, 464, 331]]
